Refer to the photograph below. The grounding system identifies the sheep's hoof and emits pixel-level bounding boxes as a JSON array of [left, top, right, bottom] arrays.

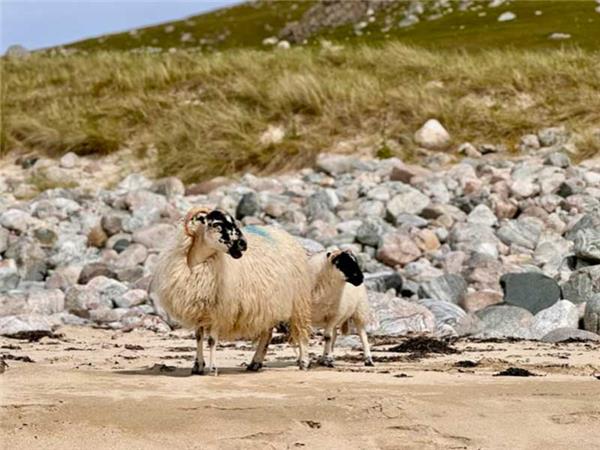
[[317, 356, 335, 368], [364, 357, 375, 367], [208, 367, 218, 377], [191, 361, 205, 375], [246, 361, 263, 372], [298, 359, 311, 371]]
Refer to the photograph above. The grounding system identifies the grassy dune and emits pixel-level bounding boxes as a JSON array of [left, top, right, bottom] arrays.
[[3, 43, 600, 182]]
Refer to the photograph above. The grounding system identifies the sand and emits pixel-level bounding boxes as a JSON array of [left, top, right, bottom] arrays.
[[1, 326, 599, 450]]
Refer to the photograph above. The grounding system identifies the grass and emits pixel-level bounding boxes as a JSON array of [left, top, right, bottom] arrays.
[[58, 1, 600, 53], [4, 43, 600, 182], [3, 43, 600, 183]]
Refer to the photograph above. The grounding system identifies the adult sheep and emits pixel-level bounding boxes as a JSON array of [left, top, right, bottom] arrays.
[[309, 249, 373, 367], [153, 207, 312, 375]]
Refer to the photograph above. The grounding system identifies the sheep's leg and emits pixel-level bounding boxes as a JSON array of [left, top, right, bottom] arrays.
[[297, 338, 310, 371], [191, 327, 205, 375], [358, 326, 374, 367], [331, 328, 338, 353], [247, 328, 273, 372], [318, 325, 336, 368], [207, 329, 219, 376]]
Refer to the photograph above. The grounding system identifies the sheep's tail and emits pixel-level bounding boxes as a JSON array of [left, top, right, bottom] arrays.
[[289, 293, 311, 346]]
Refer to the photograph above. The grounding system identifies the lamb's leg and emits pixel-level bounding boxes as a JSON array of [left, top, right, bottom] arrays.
[[207, 328, 219, 376], [247, 328, 273, 372], [358, 326, 374, 367], [191, 327, 205, 375], [297, 338, 310, 371], [318, 325, 336, 368]]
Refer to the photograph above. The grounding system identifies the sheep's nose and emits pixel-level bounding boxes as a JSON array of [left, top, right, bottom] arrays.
[[237, 238, 248, 252]]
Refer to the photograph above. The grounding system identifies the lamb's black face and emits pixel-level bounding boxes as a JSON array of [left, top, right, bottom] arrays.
[[204, 210, 247, 259], [331, 251, 364, 286]]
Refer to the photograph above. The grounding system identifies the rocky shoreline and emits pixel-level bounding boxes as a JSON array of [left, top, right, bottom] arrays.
[[1, 129, 600, 344]]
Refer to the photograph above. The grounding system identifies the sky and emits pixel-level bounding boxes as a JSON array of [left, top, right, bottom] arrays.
[[1, 0, 242, 53]]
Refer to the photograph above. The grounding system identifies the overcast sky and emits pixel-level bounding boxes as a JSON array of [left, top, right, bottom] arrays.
[[1, 1, 243, 52]]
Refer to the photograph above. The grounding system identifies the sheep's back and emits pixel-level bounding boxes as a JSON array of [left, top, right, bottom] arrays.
[[215, 226, 311, 339]]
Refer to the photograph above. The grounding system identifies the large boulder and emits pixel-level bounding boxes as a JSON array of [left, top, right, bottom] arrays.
[[561, 266, 600, 305], [418, 274, 467, 304], [0, 260, 19, 292], [530, 300, 579, 339], [0, 314, 52, 337], [500, 272, 561, 314], [367, 292, 436, 336], [583, 294, 600, 334], [475, 305, 534, 339], [132, 223, 176, 250], [414, 119, 451, 150], [541, 328, 600, 343]]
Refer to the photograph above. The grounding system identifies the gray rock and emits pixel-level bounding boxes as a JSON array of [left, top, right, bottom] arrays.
[[418, 274, 467, 304], [363, 271, 403, 293], [0, 227, 9, 254], [316, 153, 356, 175], [236, 192, 260, 219], [497, 216, 543, 250], [21, 289, 65, 316], [386, 187, 430, 218], [356, 217, 385, 247], [0, 260, 19, 292], [561, 266, 600, 305], [572, 228, 600, 263], [78, 262, 117, 284], [0, 209, 33, 233], [306, 190, 336, 222], [565, 213, 600, 241], [418, 298, 466, 328], [541, 327, 600, 343], [538, 126, 567, 147], [467, 204, 497, 227], [112, 243, 147, 269], [450, 223, 500, 258], [101, 212, 127, 236], [89, 307, 129, 323], [501, 272, 561, 314], [544, 152, 570, 168], [132, 223, 175, 250], [583, 294, 600, 334], [475, 305, 534, 339], [152, 177, 185, 198], [367, 292, 436, 336], [115, 289, 148, 308], [59, 152, 79, 168], [117, 173, 153, 191], [0, 314, 52, 336], [115, 266, 144, 283], [530, 300, 579, 339], [295, 237, 325, 255]]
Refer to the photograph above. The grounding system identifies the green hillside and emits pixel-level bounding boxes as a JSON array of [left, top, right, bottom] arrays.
[[60, 0, 600, 52]]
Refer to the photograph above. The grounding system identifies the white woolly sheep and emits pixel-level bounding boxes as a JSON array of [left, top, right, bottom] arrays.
[[308, 249, 373, 367], [153, 207, 312, 375]]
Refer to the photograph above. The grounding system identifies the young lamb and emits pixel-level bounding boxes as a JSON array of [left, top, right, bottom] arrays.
[[153, 207, 312, 375], [308, 249, 374, 367]]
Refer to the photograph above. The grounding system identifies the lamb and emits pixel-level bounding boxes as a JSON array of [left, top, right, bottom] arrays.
[[153, 207, 312, 375], [308, 249, 374, 367]]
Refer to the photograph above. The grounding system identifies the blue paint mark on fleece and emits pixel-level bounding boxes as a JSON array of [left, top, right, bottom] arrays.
[[243, 225, 275, 244]]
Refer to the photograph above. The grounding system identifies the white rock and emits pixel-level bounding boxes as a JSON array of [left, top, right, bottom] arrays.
[[0, 209, 33, 233], [259, 125, 285, 146], [262, 36, 278, 46], [59, 152, 79, 169], [489, 0, 506, 7], [414, 119, 451, 150], [531, 300, 579, 339], [277, 40, 290, 50], [498, 12, 516, 22], [548, 33, 571, 41]]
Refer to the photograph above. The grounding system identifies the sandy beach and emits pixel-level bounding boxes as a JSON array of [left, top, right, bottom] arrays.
[[1, 327, 598, 450]]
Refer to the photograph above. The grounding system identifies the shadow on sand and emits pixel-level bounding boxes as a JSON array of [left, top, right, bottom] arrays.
[[115, 359, 299, 377]]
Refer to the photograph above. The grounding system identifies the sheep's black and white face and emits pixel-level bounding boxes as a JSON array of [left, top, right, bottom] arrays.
[[186, 208, 247, 259], [328, 250, 364, 287]]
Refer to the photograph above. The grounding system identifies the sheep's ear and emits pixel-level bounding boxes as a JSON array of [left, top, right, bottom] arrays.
[[326, 252, 331, 258]]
